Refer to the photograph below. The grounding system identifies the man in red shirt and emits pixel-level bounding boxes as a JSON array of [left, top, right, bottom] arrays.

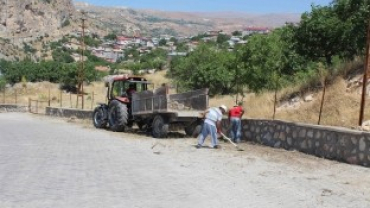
[[228, 101, 244, 143]]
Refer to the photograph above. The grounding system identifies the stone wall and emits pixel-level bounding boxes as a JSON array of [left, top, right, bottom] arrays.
[[222, 119, 370, 167], [46, 107, 92, 120], [0, 104, 28, 113]]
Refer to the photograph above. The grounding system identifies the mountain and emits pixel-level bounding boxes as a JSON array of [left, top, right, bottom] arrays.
[[74, 2, 301, 37]]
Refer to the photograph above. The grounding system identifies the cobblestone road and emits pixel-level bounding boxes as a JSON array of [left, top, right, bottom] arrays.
[[0, 113, 369, 208]]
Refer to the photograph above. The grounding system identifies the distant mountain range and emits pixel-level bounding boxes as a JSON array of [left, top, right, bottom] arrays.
[[74, 1, 301, 37]]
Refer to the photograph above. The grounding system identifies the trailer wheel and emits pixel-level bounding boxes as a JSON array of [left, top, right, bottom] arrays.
[[185, 120, 203, 138], [93, 106, 108, 128], [137, 120, 146, 131], [152, 115, 169, 138], [108, 100, 128, 132]]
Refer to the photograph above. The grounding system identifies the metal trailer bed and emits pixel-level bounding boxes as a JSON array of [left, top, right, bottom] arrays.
[[131, 87, 209, 137]]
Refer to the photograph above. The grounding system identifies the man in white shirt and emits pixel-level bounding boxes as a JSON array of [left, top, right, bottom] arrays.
[[196, 105, 228, 149]]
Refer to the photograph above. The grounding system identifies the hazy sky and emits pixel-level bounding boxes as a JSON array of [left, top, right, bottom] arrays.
[[77, 0, 333, 13]]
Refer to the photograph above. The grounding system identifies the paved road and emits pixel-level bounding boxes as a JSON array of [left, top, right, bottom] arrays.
[[0, 113, 369, 208]]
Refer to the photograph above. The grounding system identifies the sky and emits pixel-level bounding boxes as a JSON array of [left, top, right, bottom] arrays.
[[78, 0, 333, 13]]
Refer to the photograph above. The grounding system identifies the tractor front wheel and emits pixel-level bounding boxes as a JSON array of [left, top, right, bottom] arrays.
[[93, 106, 108, 128], [108, 100, 128, 132]]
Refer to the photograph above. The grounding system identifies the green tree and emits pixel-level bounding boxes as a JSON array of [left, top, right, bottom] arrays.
[[0, 76, 6, 90], [169, 37, 178, 45], [169, 44, 236, 95], [216, 34, 230, 44], [61, 19, 70, 27], [159, 38, 167, 46], [104, 33, 117, 40], [239, 32, 287, 91], [294, 5, 344, 65], [332, 0, 370, 58], [232, 31, 242, 36]]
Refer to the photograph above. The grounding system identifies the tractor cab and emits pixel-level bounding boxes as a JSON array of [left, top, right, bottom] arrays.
[[92, 74, 151, 132], [106, 75, 150, 103]]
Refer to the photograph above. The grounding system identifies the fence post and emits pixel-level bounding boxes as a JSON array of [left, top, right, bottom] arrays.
[[318, 78, 327, 125], [91, 91, 94, 109], [2, 89, 4, 104], [60, 90, 62, 107], [36, 100, 38, 114], [76, 94, 79, 109], [70, 92, 72, 108], [48, 87, 51, 107], [28, 98, 31, 113], [15, 89, 17, 104], [273, 89, 277, 120]]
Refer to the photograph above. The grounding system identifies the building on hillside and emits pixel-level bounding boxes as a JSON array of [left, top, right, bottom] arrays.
[[91, 47, 124, 63], [168, 51, 187, 56], [151, 37, 159, 46], [95, 65, 111, 72], [71, 29, 91, 38], [62, 42, 80, 50], [202, 36, 217, 42], [70, 53, 88, 62], [115, 36, 131, 49], [206, 30, 222, 37], [242, 27, 270, 36], [146, 41, 155, 48]]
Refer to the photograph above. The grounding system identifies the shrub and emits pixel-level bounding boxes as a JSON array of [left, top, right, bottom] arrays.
[[0, 76, 6, 90], [61, 19, 70, 28]]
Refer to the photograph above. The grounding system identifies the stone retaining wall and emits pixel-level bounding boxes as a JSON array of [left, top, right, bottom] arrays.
[[0, 105, 28, 113], [221, 119, 370, 167], [46, 107, 93, 120]]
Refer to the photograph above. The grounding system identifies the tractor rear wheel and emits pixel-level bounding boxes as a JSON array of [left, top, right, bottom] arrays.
[[93, 106, 108, 128], [152, 115, 169, 138], [108, 100, 128, 132]]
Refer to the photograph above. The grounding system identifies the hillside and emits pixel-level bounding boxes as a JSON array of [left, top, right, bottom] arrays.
[[74, 1, 301, 37], [0, 0, 77, 60], [0, 0, 75, 38]]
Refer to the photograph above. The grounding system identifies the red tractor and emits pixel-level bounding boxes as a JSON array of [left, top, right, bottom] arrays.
[[93, 74, 207, 138]]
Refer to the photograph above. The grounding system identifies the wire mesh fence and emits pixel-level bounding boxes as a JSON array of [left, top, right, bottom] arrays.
[[0, 86, 105, 114]]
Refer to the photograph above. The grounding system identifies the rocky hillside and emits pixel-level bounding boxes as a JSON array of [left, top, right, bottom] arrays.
[[0, 0, 75, 37], [0, 0, 76, 60]]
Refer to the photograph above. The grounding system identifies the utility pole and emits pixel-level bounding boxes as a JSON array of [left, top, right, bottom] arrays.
[[5, 0, 7, 32], [359, 20, 370, 126], [77, 11, 86, 109]]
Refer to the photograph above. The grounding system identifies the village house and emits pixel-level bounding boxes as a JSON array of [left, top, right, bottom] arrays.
[[94, 65, 110, 72], [91, 47, 124, 63], [62, 42, 80, 50], [115, 36, 132, 49], [242, 27, 270, 36], [206, 30, 222, 37]]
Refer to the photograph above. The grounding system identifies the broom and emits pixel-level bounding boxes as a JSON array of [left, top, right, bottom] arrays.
[[220, 132, 244, 151]]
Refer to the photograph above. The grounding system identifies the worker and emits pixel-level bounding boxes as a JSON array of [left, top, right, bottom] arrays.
[[228, 101, 244, 143], [196, 105, 228, 149], [126, 83, 136, 96]]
